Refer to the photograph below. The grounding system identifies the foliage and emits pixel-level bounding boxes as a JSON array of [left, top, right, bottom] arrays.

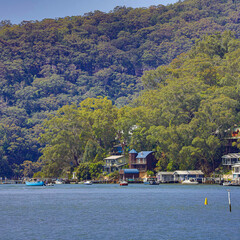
[[76, 162, 103, 180], [2, 0, 240, 177], [147, 170, 154, 177], [39, 97, 115, 176], [108, 170, 120, 180]]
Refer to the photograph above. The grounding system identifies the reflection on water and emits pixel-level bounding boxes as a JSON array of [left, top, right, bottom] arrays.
[[0, 184, 240, 240]]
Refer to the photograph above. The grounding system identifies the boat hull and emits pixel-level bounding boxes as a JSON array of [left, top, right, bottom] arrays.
[[182, 180, 198, 185], [120, 181, 128, 186], [84, 181, 92, 185], [25, 181, 45, 186]]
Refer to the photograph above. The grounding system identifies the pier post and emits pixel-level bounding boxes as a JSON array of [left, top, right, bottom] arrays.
[[228, 190, 231, 212]]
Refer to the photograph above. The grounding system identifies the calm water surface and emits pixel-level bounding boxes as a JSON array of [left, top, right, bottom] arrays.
[[0, 184, 239, 240]]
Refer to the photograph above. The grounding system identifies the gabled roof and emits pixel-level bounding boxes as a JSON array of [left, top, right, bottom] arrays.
[[104, 155, 125, 160], [136, 151, 153, 159], [174, 170, 203, 175], [129, 149, 137, 154], [157, 172, 174, 175], [188, 170, 204, 175], [174, 170, 189, 175], [222, 153, 240, 159]]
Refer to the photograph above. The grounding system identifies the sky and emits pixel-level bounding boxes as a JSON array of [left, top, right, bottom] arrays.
[[0, 0, 179, 24]]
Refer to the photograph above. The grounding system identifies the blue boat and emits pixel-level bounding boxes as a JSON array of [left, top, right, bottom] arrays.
[[25, 181, 45, 186]]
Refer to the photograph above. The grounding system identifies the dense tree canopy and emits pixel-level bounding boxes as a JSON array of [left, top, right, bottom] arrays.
[[1, 0, 240, 177], [37, 32, 240, 177]]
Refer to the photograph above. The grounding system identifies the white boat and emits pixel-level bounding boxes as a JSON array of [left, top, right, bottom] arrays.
[[46, 183, 54, 186], [222, 182, 232, 186], [182, 179, 199, 185], [55, 179, 64, 184], [84, 181, 92, 185]]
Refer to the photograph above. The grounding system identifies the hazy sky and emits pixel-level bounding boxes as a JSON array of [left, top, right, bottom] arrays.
[[0, 0, 179, 24]]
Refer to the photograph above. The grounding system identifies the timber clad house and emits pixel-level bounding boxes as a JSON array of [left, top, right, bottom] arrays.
[[128, 149, 157, 175], [225, 127, 240, 154], [104, 155, 126, 174], [222, 127, 240, 167], [232, 163, 240, 183], [222, 153, 240, 166], [221, 126, 240, 182]]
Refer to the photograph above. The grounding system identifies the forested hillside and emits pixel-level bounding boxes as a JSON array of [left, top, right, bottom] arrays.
[[38, 32, 240, 178], [1, 0, 240, 177]]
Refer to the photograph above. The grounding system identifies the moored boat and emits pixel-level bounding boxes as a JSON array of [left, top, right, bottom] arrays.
[[120, 181, 128, 186], [55, 179, 64, 184], [143, 177, 159, 185], [222, 182, 232, 186], [25, 180, 45, 186], [46, 183, 54, 186], [182, 179, 199, 185], [84, 180, 92, 185]]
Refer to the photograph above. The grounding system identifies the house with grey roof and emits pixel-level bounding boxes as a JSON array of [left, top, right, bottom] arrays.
[[173, 170, 204, 182], [156, 170, 204, 183], [104, 155, 126, 173], [222, 153, 240, 166], [156, 172, 175, 183]]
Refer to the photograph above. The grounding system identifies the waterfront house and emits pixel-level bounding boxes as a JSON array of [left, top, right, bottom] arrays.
[[104, 155, 126, 174], [173, 170, 204, 182], [232, 163, 240, 183], [128, 149, 157, 177], [222, 153, 240, 166], [225, 126, 240, 154], [156, 172, 174, 183], [119, 169, 139, 180]]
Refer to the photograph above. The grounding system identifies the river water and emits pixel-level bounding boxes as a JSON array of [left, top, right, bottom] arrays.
[[0, 184, 239, 240]]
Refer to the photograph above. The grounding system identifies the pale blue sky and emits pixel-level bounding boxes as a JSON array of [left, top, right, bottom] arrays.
[[0, 0, 179, 24]]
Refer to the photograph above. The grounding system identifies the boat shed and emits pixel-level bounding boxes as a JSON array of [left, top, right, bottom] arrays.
[[156, 172, 174, 183], [119, 169, 139, 180], [173, 170, 204, 182]]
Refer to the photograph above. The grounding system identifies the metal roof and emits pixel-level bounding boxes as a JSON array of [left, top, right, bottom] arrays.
[[222, 153, 240, 159], [104, 155, 125, 160], [136, 151, 153, 159], [129, 149, 137, 154], [174, 171, 189, 175], [188, 170, 204, 175], [174, 170, 203, 175], [157, 172, 174, 175], [123, 169, 139, 174]]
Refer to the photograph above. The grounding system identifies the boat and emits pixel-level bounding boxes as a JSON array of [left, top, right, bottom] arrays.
[[25, 180, 45, 186], [84, 181, 92, 185], [55, 179, 64, 184], [119, 181, 128, 186], [143, 178, 150, 185], [182, 179, 199, 185], [143, 177, 159, 185], [46, 183, 54, 186], [222, 182, 232, 186]]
